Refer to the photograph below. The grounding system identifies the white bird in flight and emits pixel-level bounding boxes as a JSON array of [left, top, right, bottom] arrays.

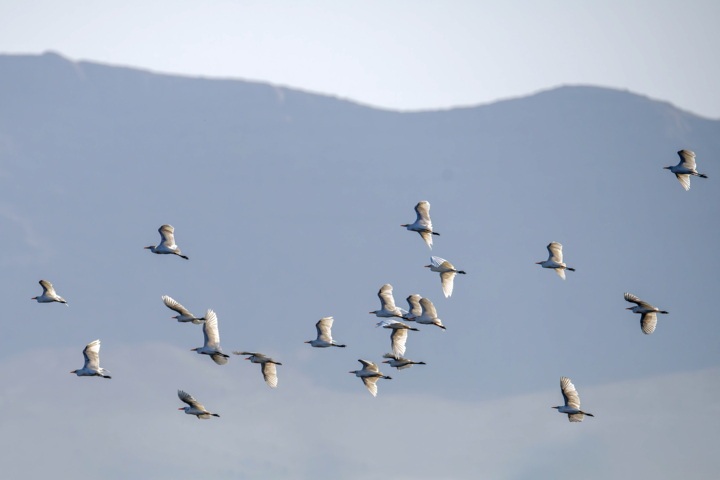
[[401, 200, 440, 249], [624, 292, 669, 335], [552, 376, 594, 422], [349, 359, 392, 397], [191, 309, 229, 365], [382, 353, 426, 370], [376, 319, 419, 358], [414, 297, 446, 330], [402, 294, 422, 321], [305, 316, 346, 348], [664, 149, 708, 191], [32, 279, 68, 305], [425, 256, 466, 298], [70, 339, 111, 379], [177, 390, 220, 419], [161, 295, 206, 324], [536, 242, 575, 280], [369, 284, 408, 318], [144, 224, 189, 259], [233, 352, 282, 388]]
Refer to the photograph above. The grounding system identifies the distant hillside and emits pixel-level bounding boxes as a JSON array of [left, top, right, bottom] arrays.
[[1, 51, 718, 401]]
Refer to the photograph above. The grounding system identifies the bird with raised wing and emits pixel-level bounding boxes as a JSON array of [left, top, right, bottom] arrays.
[[162, 295, 205, 324], [413, 297, 446, 330], [402, 294, 423, 321], [664, 149, 708, 191], [369, 284, 408, 318], [401, 200, 440, 249], [144, 224, 189, 259], [624, 292, 669, 335], [305, 316, 346, 348], [552, 376, 594, 422], [71, 339, 111, 379], [382, 353, 426, 370], [191, 309, 229, 364], [425, 256, 466, 298], [536, 242, 575, 280], [32, 279, 68, 305], [177, 390, 220, 419], [233, 352, 282, 388], [349, 359, 392, 397], [376, 319, 419, 358]]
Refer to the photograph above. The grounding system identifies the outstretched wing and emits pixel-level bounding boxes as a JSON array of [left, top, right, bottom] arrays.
[[178, 390, 205, 410], [39, 279, 55, 295], [261, 362, 279, 388], [316, 316, 334, 342], [83, 339, 102, 370], [624, 292, 654, 309], [547, 242, 564, 263], [158, 224, 177, 248], [677, 149, 697, 170], [203, 310, 221, 348], [378, 284, 398, 311], [560, 376, 581, 410], [162, 295, 191, 316], [640, 312, 658, 335], [440, 271, 457, 298], [390, 328, 409, 358]]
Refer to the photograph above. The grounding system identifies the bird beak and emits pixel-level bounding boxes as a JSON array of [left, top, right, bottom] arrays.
[[303, 341, 310, 344], [424, 265, 431, 268], [178, 407, 184, 410], [625, 307, 633, 310]]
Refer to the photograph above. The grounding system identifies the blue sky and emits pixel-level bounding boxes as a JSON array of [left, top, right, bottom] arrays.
[[1, 0, 719, 117]]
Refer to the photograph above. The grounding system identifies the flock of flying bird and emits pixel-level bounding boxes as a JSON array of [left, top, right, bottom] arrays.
[[31, 149, 707, 421]]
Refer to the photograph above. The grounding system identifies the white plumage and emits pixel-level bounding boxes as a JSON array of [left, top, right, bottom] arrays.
[[376, 319, 419, 358], [191, 309, 229, 364], [144, 224, 189, 259], [425, 256, 466, 298], [664, 149, 708, 191], [536, 242, 575, 280], [401, 200, 440, 249], [349, 359, 392, 397], [70, 339, 111, 379], [161, 295, 205, 324], [234, 352, 282, 388], [305, 316, 346, 348], [624, 292, 669, 335], [177, 390, 220, 419], [369, 284, 408, 318], [32, 279, 68, 305], [552, 376, 594, 422]]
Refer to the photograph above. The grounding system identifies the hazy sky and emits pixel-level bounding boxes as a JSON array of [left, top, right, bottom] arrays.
[[1, 0, 719, 117]]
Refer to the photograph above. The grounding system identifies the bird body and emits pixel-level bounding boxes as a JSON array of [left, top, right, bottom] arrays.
[[177, 390, 220, 419], [402, 294, 422, 321], [32, 279, 68, 305], [382, 353, 426, 370], [234, 352, 282, 388], [425, 256, 466, 298], [145, 224, 189, 259], [664, 149, 708, 191], [349, 359, 391, 396], [191, 309, 229, 364], [162, 295, 205, 324], [401, 201, 440, 249], [369, 284, 408, 318], [71, 339, 111, 378], [624, 292, 668, 334], [376, 319, 418, 358], [536, 242, 575, 280], [414, 297, 446, 330], [305, 316, 346, 347], [552, 376, 594, 422]]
